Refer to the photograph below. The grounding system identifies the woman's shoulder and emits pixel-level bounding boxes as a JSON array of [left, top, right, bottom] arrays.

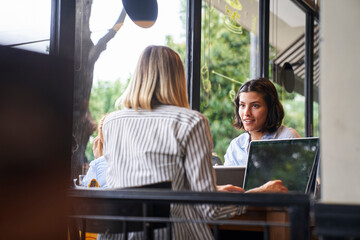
[[159, 104, 203, 115], [102, 109, 126, 124], [103, 105, 209, 133], [155, 105, 209, 124], [105, 105, 205, 119], [93, 156, 107, 164], [276, 125, 301, 138], [230, 131, 249, 145]]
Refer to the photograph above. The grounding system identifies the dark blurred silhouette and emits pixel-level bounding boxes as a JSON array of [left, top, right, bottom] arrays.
[[212, 152, 223, 166], [0, 46, 73, 240]]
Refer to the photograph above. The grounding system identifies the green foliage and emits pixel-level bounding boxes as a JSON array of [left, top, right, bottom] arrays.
[[85, 79, 128, 161], [275, 81, 320, 137], [200, 7, 250, 162], [196, 4, 316, 162], [87, 0, 318, 164], [273, 82, 305, 136], [166, 35, 186, 63]]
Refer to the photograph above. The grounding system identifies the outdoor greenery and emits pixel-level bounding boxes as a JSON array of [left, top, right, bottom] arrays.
[[86, 2, 318, 163], [198, 5, 251, 161], [85, 79, 129, 160]]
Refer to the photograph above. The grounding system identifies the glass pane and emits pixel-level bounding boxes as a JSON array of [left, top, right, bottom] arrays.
[[91, 0, 186, 83], [0, 0, 51, 53], [200, 0, 259, 163], [313, 23, 320, 137], [269, 0, 306, 137], [74, 0, 186, 166]]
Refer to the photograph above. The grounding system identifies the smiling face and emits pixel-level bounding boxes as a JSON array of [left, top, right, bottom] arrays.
[[239, 91, 268, 140]]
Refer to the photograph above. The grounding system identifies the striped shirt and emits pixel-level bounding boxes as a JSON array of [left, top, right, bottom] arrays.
[[100, 104, 243, 240]]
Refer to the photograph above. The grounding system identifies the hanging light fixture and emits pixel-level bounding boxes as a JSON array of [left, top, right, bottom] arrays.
[[122, 0, 158, 28], [281, 62, 295, 93]]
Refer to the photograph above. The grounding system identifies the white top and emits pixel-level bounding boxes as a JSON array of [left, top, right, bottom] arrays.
[[82, 156, 108, 188], [101, 104, 243, 240], [224, 125, 301, 167]]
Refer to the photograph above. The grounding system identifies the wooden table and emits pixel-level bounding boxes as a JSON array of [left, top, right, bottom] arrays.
[[211, 207, 290, 240]]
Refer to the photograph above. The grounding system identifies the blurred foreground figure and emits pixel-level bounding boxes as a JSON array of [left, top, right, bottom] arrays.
[[0, 46, 73, 240]]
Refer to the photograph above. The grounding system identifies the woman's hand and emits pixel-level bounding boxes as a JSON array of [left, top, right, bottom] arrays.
[[92, 136, 100, 159], [217, 184, 245, 193], [246, 180, 288, 193]]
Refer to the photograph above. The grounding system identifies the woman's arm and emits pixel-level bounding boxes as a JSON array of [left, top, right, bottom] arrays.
[[217, 184, 245, 193], [245, 180, 288, 193]]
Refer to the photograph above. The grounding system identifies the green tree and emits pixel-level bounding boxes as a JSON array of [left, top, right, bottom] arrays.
[[88, 1, 316, 165], [199, 6, 251, 162], [86, 79, 128, 161], [199, 4, 320, 161], [72, 1, 128, 179], [168, 3, 250, 162], [182, 3, 313, 162]]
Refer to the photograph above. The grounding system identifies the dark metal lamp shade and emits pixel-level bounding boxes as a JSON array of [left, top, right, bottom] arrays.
[[122, 0, 158, 28], [281, 62, 295, 93]]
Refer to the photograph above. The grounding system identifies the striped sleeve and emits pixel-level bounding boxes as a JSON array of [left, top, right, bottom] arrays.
[[183, 115, 245, 220]]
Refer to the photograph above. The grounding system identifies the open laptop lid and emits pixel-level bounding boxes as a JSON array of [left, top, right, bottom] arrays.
[[213, 166, 246, 187], [305, 146, 320, 195], [243, 137, 319, 193]]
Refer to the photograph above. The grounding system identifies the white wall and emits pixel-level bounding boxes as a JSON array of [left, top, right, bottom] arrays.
[[320, 0, 360, 204]]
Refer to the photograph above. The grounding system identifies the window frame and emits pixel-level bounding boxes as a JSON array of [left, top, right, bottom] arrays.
[[187, 0, 319, 137]]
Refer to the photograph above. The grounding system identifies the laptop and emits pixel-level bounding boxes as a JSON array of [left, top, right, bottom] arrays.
[[214, 166, 246, 187], [243, 137, 320, 193]]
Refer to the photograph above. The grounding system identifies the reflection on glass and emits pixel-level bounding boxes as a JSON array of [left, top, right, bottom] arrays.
[[0, 0, 51, 53], [200, 0, 259, 163], [270, 1, 319, 137], [244, 138, 319, 193], [312, 24, 320, 137]]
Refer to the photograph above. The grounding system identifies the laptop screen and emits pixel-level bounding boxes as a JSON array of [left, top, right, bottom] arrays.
[[244, 137, 319, 193]]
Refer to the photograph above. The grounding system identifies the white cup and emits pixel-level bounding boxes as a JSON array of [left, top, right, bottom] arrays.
[[78, 175, 85, 186]]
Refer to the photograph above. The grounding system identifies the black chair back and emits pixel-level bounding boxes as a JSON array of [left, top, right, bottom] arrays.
[[70, 181, 172, 240]]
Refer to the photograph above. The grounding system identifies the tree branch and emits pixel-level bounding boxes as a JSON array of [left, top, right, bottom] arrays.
[[89, 8, 127, 64]]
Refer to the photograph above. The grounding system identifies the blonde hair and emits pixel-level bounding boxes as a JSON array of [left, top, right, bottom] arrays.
[[95, 113, 108, 157], [119, 45, 190, 110]]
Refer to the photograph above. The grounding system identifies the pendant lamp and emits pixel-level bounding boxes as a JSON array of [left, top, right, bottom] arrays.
[[122, 0, 158, 28]]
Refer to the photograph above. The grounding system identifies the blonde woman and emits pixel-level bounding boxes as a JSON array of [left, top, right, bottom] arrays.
[[101, 45, 287, 240]]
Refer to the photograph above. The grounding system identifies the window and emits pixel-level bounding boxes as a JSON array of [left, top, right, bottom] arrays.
[[270, 0, 319, 137], [269, 0, 306, 137], [200, 0, 259, 162], [73, 0, 186, 168], [0, 0, 51, 53]]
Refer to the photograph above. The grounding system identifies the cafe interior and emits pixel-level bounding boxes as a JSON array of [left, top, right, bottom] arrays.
[[1, 0, 359, 239]]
